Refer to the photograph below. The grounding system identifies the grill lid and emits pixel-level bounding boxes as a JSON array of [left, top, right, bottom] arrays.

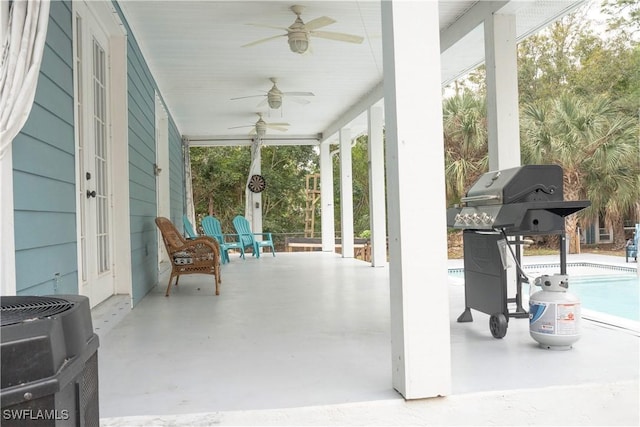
[[447, 165, 590, 233], [463, 165, 563, 206]]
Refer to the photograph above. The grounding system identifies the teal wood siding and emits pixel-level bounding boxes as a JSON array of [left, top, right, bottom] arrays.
[[13, 1, 77, 296], [11, 1, 185, 304], [112, 2, 185, 305], [126, 37, 159, 306]]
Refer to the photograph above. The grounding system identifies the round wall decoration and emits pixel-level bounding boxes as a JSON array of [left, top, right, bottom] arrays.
[[248, 174, 266, 193]]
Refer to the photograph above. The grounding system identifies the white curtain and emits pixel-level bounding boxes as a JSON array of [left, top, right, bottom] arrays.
[[183, 137, 196, 227], [1, 0, 50, 296], [0, 0, 50, 157]]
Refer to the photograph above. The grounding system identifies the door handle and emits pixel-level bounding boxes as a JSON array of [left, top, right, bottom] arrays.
[[86, 190, 97, 198]]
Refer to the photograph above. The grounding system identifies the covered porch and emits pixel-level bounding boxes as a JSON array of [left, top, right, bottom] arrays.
[[2, 1, 637, 424], [96, 252, 639, 425]]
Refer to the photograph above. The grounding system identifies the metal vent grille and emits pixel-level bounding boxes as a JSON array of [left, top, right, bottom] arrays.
[[81, 352, 100, 427], [1, 296, 75, 327]]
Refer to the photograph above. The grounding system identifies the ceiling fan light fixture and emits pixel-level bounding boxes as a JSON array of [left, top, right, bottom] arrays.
[[287, 31, 309, 54], [255, 120, 267, 138], [268, 95, 282, 109]]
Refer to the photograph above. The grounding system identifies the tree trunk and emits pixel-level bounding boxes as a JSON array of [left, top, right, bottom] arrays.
[[565, 215, 580, 254], [610, 214, 627, 249], [563, 171, 583, 254]]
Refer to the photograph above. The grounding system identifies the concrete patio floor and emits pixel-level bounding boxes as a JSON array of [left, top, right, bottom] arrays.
[[96, 252, 639, 426]]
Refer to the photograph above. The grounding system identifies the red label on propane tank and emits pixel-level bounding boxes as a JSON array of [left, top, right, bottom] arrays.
[[530, 302, 580, 335]]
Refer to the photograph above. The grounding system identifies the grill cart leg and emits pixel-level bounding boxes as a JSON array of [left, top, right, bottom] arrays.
[[457, 307, 473, 322]]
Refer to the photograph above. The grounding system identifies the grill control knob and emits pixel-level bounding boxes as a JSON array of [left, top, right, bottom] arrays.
[[462, 214, 472, 225], [471, 213, 481, 224], [480, 212, 492, 224], [454, 213, 462, 223]]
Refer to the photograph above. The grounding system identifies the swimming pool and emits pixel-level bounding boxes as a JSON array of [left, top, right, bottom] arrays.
[[448, 263, 639, 322], [525, 275, 638, 321]]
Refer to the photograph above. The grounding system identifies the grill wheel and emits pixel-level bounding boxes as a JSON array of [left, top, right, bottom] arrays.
[[489, 313, 508, 339]]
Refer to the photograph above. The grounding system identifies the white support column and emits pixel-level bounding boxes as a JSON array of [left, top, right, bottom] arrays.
[[251, 141, 263, 236], [339, 128, 354, 258], [368, 106, 387, 267], [1, 1, 16, 296], [0, 0, 7, 33], [485, 13, 521, 171], [0, 146, 16, 296], [320, 142, 335, 252], [382, 0, 451, 399]]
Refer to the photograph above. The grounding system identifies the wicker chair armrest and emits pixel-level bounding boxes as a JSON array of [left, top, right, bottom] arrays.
[[179, 236, 220, 254]]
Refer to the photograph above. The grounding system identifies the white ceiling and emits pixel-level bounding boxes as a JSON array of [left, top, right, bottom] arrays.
[[117, 1, 585, 146]]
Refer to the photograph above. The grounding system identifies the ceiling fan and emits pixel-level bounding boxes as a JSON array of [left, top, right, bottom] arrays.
[[229, 113, 289, 138], [231, 78, 314, 109], [242, 5, 364, 54]]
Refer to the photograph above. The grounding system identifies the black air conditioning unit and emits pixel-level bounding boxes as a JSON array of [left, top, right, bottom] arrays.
[[1, 295, 99, 426]]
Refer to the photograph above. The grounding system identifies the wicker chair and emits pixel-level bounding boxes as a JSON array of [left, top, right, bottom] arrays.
[[155, 217, 222, 296]]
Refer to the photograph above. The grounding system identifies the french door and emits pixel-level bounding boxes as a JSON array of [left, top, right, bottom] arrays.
[[75, 3, 114, 307]]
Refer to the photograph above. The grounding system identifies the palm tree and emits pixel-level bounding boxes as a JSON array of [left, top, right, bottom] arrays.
[[582, 117, 640, 247], [442, 92, 489, 205], [521, 94, 639, 251]]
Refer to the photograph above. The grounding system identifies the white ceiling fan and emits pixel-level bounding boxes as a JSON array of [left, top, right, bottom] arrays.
[[241, 5, 364, 54], [231, 77, 314, 110], [229, 113, 290, 138]]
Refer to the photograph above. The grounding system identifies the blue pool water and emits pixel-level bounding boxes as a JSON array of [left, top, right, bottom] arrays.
[[546, 275, 638, 322], [448, 266, 639, 322]]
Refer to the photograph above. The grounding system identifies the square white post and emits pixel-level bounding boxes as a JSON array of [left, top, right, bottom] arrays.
[[339, 128, 354, 258], [1, 0, 16, 296], [320, 142, 335, 251], [485, 13, 521, 171], [251, 141, 263, 237], [382, 0, 451, 399], [0, 146, 16, 296], [368, 106, 387, 267]]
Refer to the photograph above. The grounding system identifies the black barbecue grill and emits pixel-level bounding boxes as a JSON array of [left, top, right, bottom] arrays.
[[446, 164, 590, 338]]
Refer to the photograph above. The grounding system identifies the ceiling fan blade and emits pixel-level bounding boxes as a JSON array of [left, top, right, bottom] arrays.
[[267, 125, 289, 132], [311, 30, 364, 44], [267, 122, 290, 127], [241, 33, 287, 48], [304, 16, 336, 31], [290, 97, 311, 105], [283, 91, 314, 97], [230, 94, 266, 100], [228, 124, 253, 130], [245, 23, 290, 31]]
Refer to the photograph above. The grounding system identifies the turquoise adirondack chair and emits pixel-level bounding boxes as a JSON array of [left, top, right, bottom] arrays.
[[182, 215, 198, 239], [232, 215, 275, 258], [201, 215, 245, 263]]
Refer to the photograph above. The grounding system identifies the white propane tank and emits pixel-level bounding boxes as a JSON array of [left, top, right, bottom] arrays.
[[529, 274, 581, 350]]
